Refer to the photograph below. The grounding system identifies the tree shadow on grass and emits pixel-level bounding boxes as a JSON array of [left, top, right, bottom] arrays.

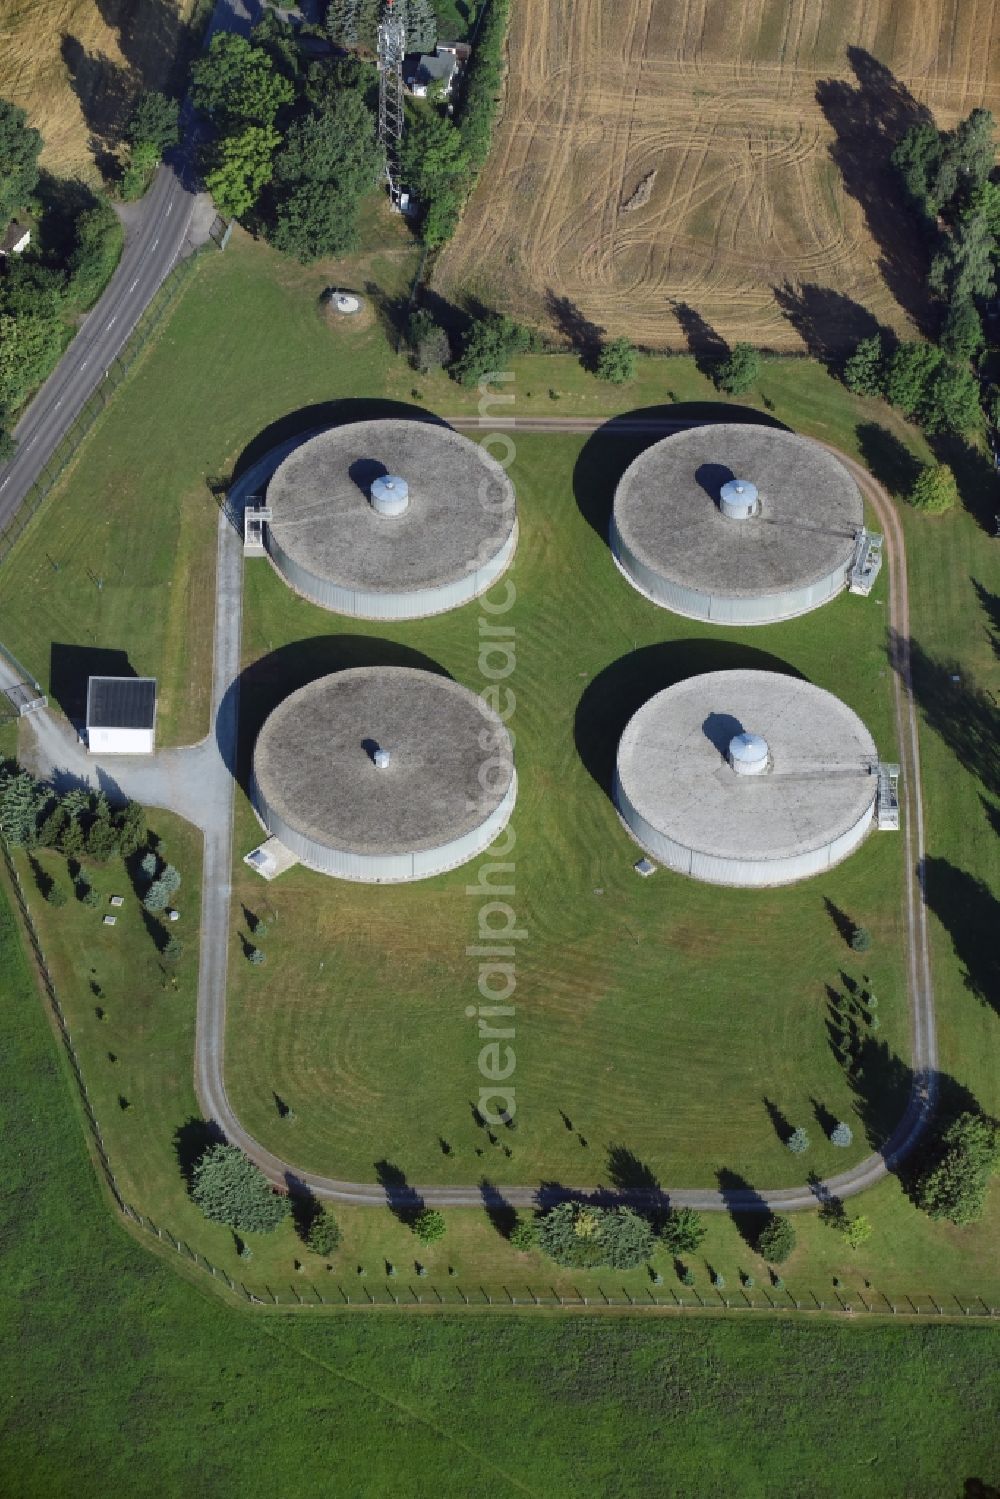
[[892, 630, 1000, 797], [374, 1160, 424, 1227], [929, 433, 1000, 534], [762, 1097, 792, 1145], [669, 301, 729, 380], [920, 857, 1000, 1018], [232, 398, 450, 481], [972, 579, 1000, 661], [221, 636, 450, 790], [283, 1171, 320, 1243], [716, 1168, 772, 1252], [479, 1177, 517, 1239], [773, 284, 888, 367], [173, 1116, 225, 1188], [544, 290, 604, 370], [823, 897, 857, 947], [855, 422, 923, 501], [815, 48, 935, 334], [574, 641, 803, 796], [572, 404, 789, 539]]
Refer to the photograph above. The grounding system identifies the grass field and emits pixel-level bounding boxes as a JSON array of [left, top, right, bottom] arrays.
[[2, 234, 999, 1300], [434, 0, 1000, 351], [0, 0, 202, 180], [225, 428, 907, 1189], [3, 874, 1000, 1499]]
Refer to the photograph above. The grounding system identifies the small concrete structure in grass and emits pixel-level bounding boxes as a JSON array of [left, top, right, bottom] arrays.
[[250, 666, 517, 882], [85, 676, 156, 754], [262, 417, 517, 619], [613, 668, 893, 887], [610, 423, 879, 625]]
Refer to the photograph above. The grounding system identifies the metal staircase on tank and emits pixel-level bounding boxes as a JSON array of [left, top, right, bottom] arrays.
[[847, 527, 884, 596], [378, 2, 406, 209], [875, 762, 900, 829], [243, 500, 272, 556]]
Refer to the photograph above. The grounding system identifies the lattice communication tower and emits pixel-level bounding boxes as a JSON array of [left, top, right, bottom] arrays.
[[378, 1, 406, 208]]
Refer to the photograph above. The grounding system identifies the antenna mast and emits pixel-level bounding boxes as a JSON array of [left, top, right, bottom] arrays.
[[377, 0, 406, 208]]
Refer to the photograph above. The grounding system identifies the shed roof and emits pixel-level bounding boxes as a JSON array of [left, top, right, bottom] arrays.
[[86, 676, 157, 730], [1, 222, 29, 253]]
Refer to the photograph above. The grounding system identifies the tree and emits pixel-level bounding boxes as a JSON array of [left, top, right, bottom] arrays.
[[950, 108, 997, 195], [787, 1127, 810, 1154], [59, 818, 85, 860], [715, 342, 760, 395], [679, 1264, 695, 1286], [883, 342, 943, 419], [0, 769, 45, 846], [451, 312, 538, 387], [929, 211, 996, 305], [596, 336, 637, 384], [121, 141, 161, 202], [116, 801, 146, 858], [660, 1206, 706, 1254], [892, 122, 952, 220], [757, 1215, 796, 1263], [163, 935, 184, 964], [86, 814, 119, 863], [0, 425, 15, 463], [36, 804, 67, 848], [413, 1207, 446, 1244], [842, 1213, 873, 1249], [192, 33, 293, 130], [66, 201, 123, 311], [326, 0, 381, 48], [407, 308, 450, 374], [401, 0, 437, 51], [509, 1215, 536, 1251], [0, 309, 65, 414], [850, 924, 872, 953], [271, 180, 358, 262], [248, 945, 266, 965], [204, 125, 280, 219], [830, 1120, 853, 1148], [270, 92, 379, 202], [913, 1112, 1000, 1225], [940, 298, 984, 362], [307, 1207, 342, 1256], [909, 463, 958, 515], [921, 360, 981, 435], [600, 1207, 655, 1270], [140, 850, 159, 879], [711, 1270, 725, 1289], [0, 98, 42, 229], [400, 106, 470, 248], [46, 879, 67, 907], [842, 335, 885, 397], [126, 90, 181, 154], [190, 1143, 289, 1231], [144, 865, 180, 911]]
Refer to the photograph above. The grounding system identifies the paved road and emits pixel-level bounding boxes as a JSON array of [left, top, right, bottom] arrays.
[[12, 408, 939, 1212], [0, 0, 263, 534]]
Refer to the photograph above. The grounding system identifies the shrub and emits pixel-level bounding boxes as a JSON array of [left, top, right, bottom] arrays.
[[595, 336, 637, 384], [850, 924, 872, 953], [46, 880, 67, 907], [909, 463, 958, 515], [787, 1127, 810, 1154], [842, 335, 884, 396], [451, 312, 539, 387], [190, 1144, 289, 1232], [140, 850, 159, 879], [82, 886, 101, 909], [413, 1207, 446, 1244], [407, 308, 450, 374], [741, 1272, 755, 1289], [679, 1265, 695, 1286], [711, 1271, 725, 1290], [660, 1206, 706, 1254], [307, 1208, 342, 1257], [163, 935, 184, 964], [830, 1121, 853, 1148], [534, 1201, 653, 1269], [248, 946, 266, 966], [757, 1215, 796, 1263], [715, 342, 760, 395], [509, 1216, 536, 1251], [843, 1214, 873, 1249]]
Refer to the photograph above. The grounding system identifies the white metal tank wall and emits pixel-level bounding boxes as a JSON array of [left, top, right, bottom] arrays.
[[612, 768, 875, 887], [608, 518, 849, 626], [265, 520, 518, 620], [251, 770, 518, 883]]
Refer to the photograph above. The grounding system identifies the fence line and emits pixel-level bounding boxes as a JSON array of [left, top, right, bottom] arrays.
[[3, 836, 999, 1320], [0, 253, 204, 571]]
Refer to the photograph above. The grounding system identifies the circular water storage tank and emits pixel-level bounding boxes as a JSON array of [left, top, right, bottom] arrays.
[[613, 669, 879, 886], [610, 424, 864, 625], [265, 418, 517, 619], [250, 666, 517, 883]]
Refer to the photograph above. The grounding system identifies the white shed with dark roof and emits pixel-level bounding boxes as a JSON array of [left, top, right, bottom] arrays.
[[86, 676, 157, 754]]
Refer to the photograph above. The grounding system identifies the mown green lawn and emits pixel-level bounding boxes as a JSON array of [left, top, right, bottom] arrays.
[[2, 881, 999, 1498]]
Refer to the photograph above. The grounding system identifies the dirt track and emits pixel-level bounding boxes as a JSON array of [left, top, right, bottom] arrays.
[[435, 0, 1000, 351]]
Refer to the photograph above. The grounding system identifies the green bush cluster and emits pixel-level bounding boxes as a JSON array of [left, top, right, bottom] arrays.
[[534, 1201, 654, 1271]]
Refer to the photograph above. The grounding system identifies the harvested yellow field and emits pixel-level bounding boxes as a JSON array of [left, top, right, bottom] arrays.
[[435, 0, 1000, 351], [0, 0, 198, 180]]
